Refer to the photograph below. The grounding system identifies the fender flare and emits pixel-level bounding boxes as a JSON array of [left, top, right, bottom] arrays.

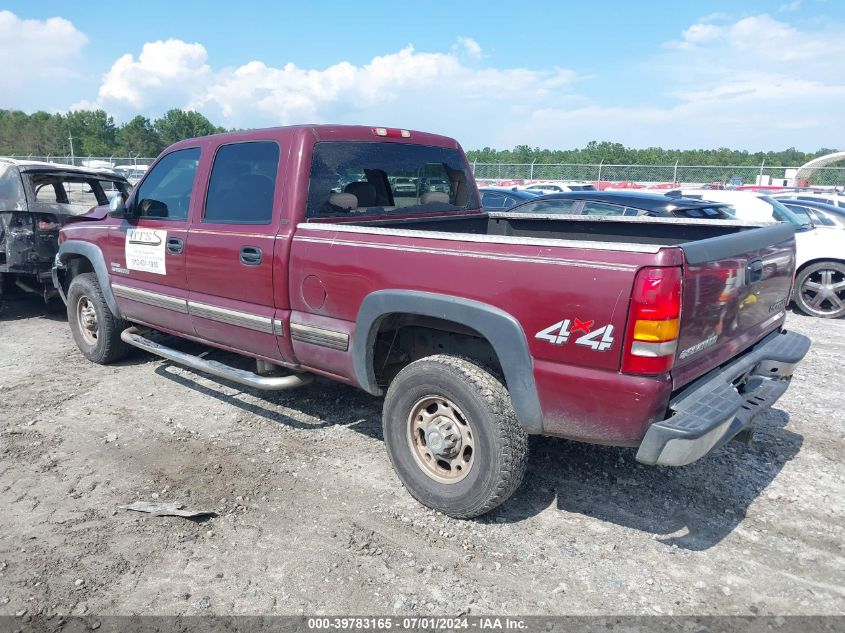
[[354, 290, 544, 434], [56, 241, 121, 318]]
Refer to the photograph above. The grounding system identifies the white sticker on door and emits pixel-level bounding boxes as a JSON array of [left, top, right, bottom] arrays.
[[125, 228, 167, 275]]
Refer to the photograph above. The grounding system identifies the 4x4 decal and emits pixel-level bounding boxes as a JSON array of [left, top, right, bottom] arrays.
[[535, 318, 615, 351]]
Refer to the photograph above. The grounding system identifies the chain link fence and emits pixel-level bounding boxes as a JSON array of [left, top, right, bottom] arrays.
[[472, 162, 845, 187], [6, 155, 844, 188]]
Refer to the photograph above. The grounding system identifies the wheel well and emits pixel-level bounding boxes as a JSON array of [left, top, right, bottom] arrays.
[[371, 314, 503, 389], [796, 258, 845, 276], [61, 255, 95, 292]]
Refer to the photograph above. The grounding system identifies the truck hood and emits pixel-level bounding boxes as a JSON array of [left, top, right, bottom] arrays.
[[63, 204, 110, 225]]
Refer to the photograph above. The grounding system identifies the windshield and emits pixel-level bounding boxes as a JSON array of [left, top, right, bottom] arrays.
[[307, 142, 476, 218], [762, 195, 814, 231]]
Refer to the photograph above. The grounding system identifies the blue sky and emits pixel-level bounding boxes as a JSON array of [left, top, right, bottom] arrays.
[[1, 0, 843, 150]]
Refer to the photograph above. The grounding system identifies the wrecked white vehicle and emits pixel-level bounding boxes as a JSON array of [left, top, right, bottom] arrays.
[[0, 159, 129, 305]]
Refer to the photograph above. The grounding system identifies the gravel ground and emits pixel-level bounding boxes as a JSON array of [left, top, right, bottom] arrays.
[[0, 294, 843, 618]]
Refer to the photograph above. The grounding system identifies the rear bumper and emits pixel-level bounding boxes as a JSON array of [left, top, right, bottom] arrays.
[[636, 329, 810, 466]]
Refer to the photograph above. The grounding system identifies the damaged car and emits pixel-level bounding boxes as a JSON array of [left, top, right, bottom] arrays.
[[0, 159, 129, 306]]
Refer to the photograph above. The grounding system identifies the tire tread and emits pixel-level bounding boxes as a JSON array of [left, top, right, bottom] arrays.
[[384, 354, 528, 519], [67, 272, 130, 364]]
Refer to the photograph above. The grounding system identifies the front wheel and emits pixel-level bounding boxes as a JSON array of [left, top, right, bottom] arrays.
[[382, 355, 528, 519], [67, 272, 131, 363], [794, 261, 845, 318]]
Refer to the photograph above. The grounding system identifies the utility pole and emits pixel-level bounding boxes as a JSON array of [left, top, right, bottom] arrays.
[[68, 134, 75, 166]]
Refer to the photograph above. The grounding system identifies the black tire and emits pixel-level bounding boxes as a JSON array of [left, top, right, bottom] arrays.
[[67, 272, 131, 363], [382, 354, 528, 519], [793, 261, 845, 319]]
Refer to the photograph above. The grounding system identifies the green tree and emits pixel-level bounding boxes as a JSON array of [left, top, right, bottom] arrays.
[[117, 116, 162, 157], [64, 110, 118, 156], [153, 109, 225, 147]]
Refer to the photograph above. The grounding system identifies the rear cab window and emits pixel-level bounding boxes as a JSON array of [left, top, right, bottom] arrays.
[[306, 142, 477, 219]]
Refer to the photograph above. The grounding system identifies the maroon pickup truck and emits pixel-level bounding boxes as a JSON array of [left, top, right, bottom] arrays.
[[53, 125, 810, 518]]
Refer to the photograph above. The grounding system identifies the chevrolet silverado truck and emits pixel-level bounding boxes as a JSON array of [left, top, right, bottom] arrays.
[[53, 125, 810, 518]]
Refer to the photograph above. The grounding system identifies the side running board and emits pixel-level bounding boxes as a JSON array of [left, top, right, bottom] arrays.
[[120, 327, 313, 391]]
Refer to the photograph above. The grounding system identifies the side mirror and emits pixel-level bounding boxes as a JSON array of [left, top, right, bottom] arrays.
[[108, 194, 128, 217]]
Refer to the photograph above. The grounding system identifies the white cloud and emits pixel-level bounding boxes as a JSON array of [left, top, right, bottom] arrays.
[[87, 38, 579, 143], [779, 1, 802, 12], [0, 11, 88, 109], [456, 36, 483, 59], [681, 23, 724, 44], [95, 39, 210, 109]]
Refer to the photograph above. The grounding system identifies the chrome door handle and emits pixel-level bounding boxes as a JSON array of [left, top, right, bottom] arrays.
[[166, 237, 184, 254], [240, 246, 262, 265]]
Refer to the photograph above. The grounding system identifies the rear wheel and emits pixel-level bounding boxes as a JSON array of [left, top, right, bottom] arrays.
[[382, 355, 528, 518], [67, 272, 130, 363], [794, 261, 845, 318]]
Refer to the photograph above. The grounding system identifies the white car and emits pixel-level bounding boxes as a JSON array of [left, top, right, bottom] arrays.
[[521, 181, 597, 194], [671, 189, 845, 319]]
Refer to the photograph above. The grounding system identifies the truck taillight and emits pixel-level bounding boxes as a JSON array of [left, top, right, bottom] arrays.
[[372, 127, 411, 138], [622, 266, 682, 375]]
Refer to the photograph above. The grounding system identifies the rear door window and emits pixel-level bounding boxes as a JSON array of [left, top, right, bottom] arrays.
[[581, 201, 626, 216], [204, 141, 279, 224], [673, 206, 732, 219], [481, 192, 508, 209], [510, 199, 578, 214]]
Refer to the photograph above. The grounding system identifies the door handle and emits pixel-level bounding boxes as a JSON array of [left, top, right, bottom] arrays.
[[240, 245, 263, 265], [746, 258, 763, 284], [166, 237, 184, 254]]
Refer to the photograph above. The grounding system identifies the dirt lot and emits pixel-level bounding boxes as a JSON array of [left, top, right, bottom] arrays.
[[0, 295, 843, 617]]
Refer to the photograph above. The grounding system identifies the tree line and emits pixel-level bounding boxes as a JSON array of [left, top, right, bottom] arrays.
[[0, 109, 225, 159], [465, 141, 840, 167], [0, 108, 839, 166]]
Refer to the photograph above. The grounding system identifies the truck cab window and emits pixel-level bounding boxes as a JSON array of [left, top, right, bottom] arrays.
[[204, 141, 279, 224], [135, 148, 200, 220], [307, 142, 477, 218]]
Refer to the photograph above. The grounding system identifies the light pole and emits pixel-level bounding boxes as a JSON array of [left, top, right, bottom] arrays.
[[68, 134, 75, 166]]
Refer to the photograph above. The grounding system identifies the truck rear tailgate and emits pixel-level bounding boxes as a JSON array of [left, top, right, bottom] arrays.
[[671, 222, 796, 390]]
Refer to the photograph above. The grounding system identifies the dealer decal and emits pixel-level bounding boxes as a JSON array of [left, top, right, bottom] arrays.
[[535, 318, 615, 351], [125, 228, 167, 275]]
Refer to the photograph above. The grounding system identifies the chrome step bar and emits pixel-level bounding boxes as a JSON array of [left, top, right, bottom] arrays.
[[120, 327, 313, 391]]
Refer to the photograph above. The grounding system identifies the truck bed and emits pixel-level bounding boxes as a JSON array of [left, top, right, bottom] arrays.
[[340, 211, 770, 251]]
